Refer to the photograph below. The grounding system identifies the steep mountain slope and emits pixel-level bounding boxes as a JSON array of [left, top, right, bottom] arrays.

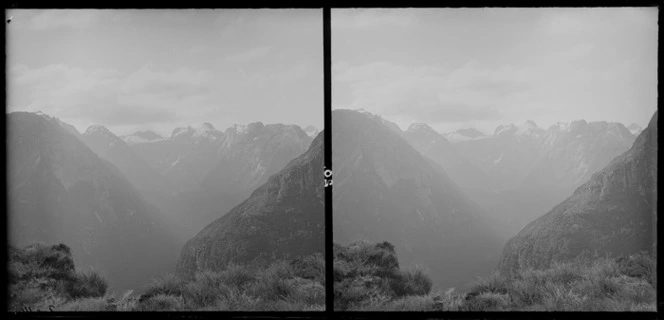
[[124, 122, 312, 240], [81, 125, 174, 197], [453, 120, 546, 191], [200, 122, 312, 196], [523, 120, 636, 190], [8, 112, 181, 293], [332, 109, 505, 290], [176, 133, 324, 276], [499, 111, 658, 276], [404, 123, 491, 192], [449, 120, 636, 236]]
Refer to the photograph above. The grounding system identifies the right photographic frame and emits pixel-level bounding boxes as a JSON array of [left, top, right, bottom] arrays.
[[331, 8, 658, 312]]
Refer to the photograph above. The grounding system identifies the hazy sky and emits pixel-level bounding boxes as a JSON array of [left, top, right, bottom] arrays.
[[332, 8, 658, 134], [8, 9, 322, 136]]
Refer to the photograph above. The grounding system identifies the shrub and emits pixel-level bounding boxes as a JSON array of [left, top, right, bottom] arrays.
[[140, 274, 185, 300], [617, 252, 656, 286], [378, 294, 436, 311], [216, 264, 257, 289], [465, 292, 510, 311], [468, 272, 508, 297], [291, 253, 325, 284], [389, 267, 432, 297], [58, 297, 114, 311], [64, 271, 108, 299], [134, 294, 184, 311]]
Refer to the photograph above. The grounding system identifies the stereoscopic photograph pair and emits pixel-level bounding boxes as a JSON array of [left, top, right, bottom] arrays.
[[6, 7, 658, 314]]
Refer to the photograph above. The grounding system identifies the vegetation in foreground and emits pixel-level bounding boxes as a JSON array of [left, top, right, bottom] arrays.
[[334, 241, 656, 311], [9, 243, 324, 311]]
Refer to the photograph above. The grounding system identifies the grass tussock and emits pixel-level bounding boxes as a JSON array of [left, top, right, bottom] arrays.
[[9, 243, 325, 311], [334, 241, 657, 312]]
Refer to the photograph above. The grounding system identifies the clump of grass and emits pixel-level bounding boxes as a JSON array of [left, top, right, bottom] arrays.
[[389, 266, 433, 297], [134, 294, 184, 311], [58, 297, 114, 311], [62, 271, 108, 299]]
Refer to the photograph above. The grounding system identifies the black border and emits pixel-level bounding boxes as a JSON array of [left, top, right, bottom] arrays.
[[4, 3, 662, 320], [323, 6, 334, 317]]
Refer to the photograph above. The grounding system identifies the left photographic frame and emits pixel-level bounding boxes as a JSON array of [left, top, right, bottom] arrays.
[[6, 8, 325, 312]]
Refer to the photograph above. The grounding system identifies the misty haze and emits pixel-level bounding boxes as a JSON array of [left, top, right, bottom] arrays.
[[7, 9, 324, 311], [332, 8, 657, 311]]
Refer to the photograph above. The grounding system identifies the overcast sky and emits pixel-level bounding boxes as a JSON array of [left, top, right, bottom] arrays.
[[8, 9, 322, 136], [332, 8, 658, 134]]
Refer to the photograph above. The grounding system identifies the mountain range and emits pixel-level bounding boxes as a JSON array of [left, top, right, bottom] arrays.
[[8, 112, 180, 294], [407, 118, 638, 235], [332, 109, 505, 290], [176, 132, 324, 276], [8, 110, 319, 293], [499, 110, 657, 275]]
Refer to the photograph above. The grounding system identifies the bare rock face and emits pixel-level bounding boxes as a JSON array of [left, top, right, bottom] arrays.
[[176, 133, 324, 277], [499, 111, 658, 276]]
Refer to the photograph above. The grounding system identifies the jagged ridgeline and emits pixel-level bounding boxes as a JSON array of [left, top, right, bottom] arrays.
[[500, 110, 658, 275], [176, 132, 324, 276], [7, 112, 181, 294]]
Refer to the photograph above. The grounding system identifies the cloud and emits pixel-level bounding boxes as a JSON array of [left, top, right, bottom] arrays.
[[334, 61, 529, 123], [333, 9, 415, 29], [225, 46, 272, 63], [30, 10, 102, 30], [8, 63, 213, 127]]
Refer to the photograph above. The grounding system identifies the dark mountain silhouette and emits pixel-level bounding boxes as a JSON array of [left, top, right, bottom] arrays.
[[499, 110, 658, 276], [176, 133, 324, 276], [8, 112, 181, 294], [332, 109, 505, 291]]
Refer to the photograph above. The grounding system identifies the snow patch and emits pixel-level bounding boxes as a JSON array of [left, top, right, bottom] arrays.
[[493, 153, 504, 164]]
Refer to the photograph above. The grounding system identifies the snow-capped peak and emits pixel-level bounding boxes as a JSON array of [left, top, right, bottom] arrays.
[[494, 124, 517, 136], [515, 120, 541, 136], [122, 130, 164, 145], [304, 125, 319, 138], [443, 128, 487, 142], [627, 123, 642, 135], [85, 124, 111, 135], [551, 122, 571, 132], [407, 123, 436, 133], [494, 120, 543, 138], [171, 122, 221, 141]]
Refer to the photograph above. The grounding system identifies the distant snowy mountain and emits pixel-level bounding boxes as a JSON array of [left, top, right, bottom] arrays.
[[125, 120, 313, 239], [404, 122, 491, 193], [122, 130, 164, 145], [628, 123, 643, 136], [304, 125, 320, 138], [444, 128, 487, 142]]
